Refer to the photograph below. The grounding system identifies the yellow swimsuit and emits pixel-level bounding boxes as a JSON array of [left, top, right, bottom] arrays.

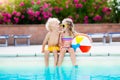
[[47, 46, 60, 52]]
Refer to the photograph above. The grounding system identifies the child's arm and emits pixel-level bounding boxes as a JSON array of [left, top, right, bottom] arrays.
[[42, 33, 50, 53], [58, 32, 62, 49], [75, 32, 93, 42]]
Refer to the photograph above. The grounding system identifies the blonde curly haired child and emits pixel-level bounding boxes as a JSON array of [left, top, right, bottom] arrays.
[[42, 18, 60, 67]]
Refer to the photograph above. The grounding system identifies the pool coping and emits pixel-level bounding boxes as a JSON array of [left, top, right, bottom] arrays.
[[0, 42, 120, 57]]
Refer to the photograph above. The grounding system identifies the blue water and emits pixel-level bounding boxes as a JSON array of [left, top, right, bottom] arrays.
[[0, 57, 120, 80]]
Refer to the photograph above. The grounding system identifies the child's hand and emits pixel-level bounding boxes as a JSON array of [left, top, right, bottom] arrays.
[[60, 46, 63, 50], [88, 36, 93, 43], [41, 50, 44, 53]]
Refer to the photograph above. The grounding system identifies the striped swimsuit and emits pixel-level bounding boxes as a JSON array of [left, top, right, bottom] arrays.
[[61, 36, 73, 50]]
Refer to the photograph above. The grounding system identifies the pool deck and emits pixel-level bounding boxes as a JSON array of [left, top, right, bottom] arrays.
[[0, 42, 120, 57]]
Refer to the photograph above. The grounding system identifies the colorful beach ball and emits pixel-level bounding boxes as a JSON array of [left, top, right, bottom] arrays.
[[71, 35, 92, 53]]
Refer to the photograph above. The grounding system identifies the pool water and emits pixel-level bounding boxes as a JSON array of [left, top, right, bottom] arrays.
[[0, 57, 120, 80]]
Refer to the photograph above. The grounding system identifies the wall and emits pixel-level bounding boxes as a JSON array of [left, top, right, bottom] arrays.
[[0, 24, 120, 45]]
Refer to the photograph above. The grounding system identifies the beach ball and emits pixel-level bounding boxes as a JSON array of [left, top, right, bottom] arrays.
[[71, 36, 92, 53]]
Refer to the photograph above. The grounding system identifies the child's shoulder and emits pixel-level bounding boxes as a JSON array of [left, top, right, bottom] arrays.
[[73, 31, 80, 36], [58, 31, 62, 33], [46, 32, 51, 36], [58, 31, 64, 35]]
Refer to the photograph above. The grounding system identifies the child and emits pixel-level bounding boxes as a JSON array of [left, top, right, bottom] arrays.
[[57, 18, 92, 66], [42, 18, 60, 67]]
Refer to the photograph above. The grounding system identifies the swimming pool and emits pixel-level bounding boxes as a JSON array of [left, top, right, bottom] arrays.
[[0, 56, 120, 80]]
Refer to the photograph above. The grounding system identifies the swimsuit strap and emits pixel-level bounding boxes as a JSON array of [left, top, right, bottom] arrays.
[[62, 36, 73, 41]]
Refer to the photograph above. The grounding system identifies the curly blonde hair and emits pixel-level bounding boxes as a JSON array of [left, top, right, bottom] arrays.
[[45, 18, 60, 31]]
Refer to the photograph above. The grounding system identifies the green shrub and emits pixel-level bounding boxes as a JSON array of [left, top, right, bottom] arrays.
[[0, 0, 119, 24]]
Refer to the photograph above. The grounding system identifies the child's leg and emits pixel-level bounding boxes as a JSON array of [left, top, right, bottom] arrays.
[[57, 48, 66, 66], [68, 48, 77, 66], [53, 50, 58, 67], [44, 50, 50, 67]]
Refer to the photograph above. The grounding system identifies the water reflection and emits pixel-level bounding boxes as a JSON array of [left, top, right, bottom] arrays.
[[44, 66, 79, 80], [44, 67, 51, 80], [0, 66, 120, 80]]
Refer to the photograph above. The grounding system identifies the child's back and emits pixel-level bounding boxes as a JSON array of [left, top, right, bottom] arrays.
[[47, 31, 60, 47]]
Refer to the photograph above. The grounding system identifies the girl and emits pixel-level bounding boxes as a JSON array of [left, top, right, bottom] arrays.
[[58, 18, 92, 66], [57, 18, 77, 66]]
